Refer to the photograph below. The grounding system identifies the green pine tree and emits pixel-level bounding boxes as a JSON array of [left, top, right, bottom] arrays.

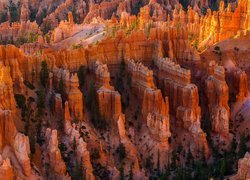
[[119, 165, 125, 180], [77, 65, 86, 87], [39, 60, 49, 88], [129, 163, 133, 180], [238, 134, 248, 159]]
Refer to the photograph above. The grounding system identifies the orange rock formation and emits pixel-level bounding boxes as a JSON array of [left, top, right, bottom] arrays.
[[0, 21, 41, 44], [0, 157, 14, 180], [237, 152, 250, 180], [0, 109, 31, 176], [94, 61, 122, 124], [53, 68, 84, 121], [205, 61, 230, 137], [155, 58, 209, 155], [64, 102, 95, 179], [45, 128, 68, 178], [127, 59, 171, 142]]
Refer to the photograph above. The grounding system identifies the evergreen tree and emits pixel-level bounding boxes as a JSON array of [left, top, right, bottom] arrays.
[[31, 69, 35, 85], [29, 128, 36, 154], [201, 147, 207, 167], [36, 116, 42, 145], [37, 90, 45, 109], [8, 0, 19, 22], [224, 151, 234, 175], [146, 155, 153, 171], [157, 150, 161, 176], [73, 137, 77, 151], [116, 143, 126, 161], [238, 134, 248, 159], [120, 58, 125, 76], [186, 148, 193, 167], [219, 158, 226, 178], [119, 165, 125, 180], [36, 90, 45, 117], [0, 11, 7, 23], [58, 118, 64, 132], [49, 92, 55, 114], [87, 82, 106, 129], [39, 60, 49, 88], [58, 77, 66, 103], [77, 65, 86, 87], [129, 163, 133, 180], [171, 150, 177, 169]]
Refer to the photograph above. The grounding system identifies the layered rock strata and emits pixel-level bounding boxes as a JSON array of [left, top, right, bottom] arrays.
[[0, 157, 14, 180], [0, 45, 25, 94], [117, 114, 146, 179], [94, 61, 122, 124], [0, 21, 41, 44], [127, 59, 171, 142], [64, 102, 95, 179], [53, 68, 84, 121], [0, 110, 31, 176], [237, 152, 250, 180], [155, 58, 208, 154], [0, 63, 31, 176], [233, 70, 249, 102], [45, 128, 68, 178], [0, 62, 16, 111], [205, 61, 230, 137]]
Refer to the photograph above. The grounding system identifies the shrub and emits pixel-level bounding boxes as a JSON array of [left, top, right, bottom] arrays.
[[77, 65, 86, 87], [72, 43, 83, 49], [214, 46, 220, 51], [39, 60, 49, 88], [14, 94, 26, 109], [8, 0, 20, 23], [116, 143, 126, 161], [24, 80, 35, 90], [91, 148, 100, 160]]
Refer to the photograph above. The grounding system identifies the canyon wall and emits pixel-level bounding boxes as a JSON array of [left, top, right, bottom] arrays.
[[45, 128, 68, 179], [64, 102, 95, 179], [94, 61, 122, 125], [127, 59, 171, 142], [155, 58, 208, 155], [53, 68, 84, 121], [205, 61, 230, 137], [237, 152, 250, 180], [0, 21, 41, 44]]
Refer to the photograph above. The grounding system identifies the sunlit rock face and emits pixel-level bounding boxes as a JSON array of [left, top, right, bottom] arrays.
[[52, 68, 84, 121], [63, 102, 94, 179], [94, 61, 122, 124], [237, 152, 250, 180], [0, 157, 14, 180], [0, 110, 31, 176], [205, 61, 230, 137], [155, 58, 209, 156], [233, 69, 249, 102], [127, 59, 171, 142], [45, 128, 68, 178]]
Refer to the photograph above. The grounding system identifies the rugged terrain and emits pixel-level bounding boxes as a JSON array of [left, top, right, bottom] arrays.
[[0, 0, 249, 179]]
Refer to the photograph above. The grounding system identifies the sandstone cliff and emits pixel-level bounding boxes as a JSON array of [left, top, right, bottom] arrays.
[[205, 61, 230, 137], [53, 68, 84, 121], [94, 61, 122, 125], [0, 157, 14, 180], [0, 110, 31, 176], [127, 59, 171, 142], [237, 152, 250, 180], [155, 58, 209, 155], [45, 128, 68, 178]]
